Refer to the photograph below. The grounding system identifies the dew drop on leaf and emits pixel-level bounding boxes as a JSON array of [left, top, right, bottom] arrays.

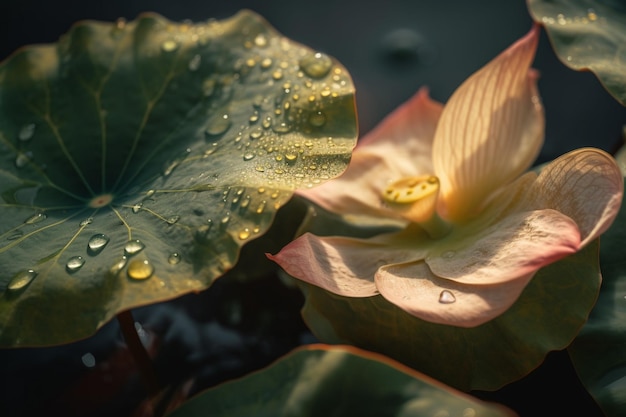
[[110, 256, 128, 275], [66, 256, 85, 273], [24, 212, 46, 224], [15, 152, 32, 168], [124, 239, 145, 256], [8, 269, 37, 291], [167, 252, 181, 265], [205, 114, 231, 137], [299, 52, 332, 79], [166, 215, 180, 225], [308, 111, 327, 127], [88, 233, 110, 254], [127, 259, 154, 280], [18, 123, 36, 141], [238, 228, 251, 240], [132, 203, 142, 213], [255, 200, 267, 214], [161, 40, 178, 52], [438, 290, 456, 304], [79, 217, 93, 227]]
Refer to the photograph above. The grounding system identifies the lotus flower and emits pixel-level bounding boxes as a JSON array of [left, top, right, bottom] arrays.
[[268, 25, 623, 327]]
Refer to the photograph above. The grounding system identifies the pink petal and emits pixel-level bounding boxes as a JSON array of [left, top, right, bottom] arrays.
[[298, 88, 443, 220], [432, 25, 544, 222], [267, 230, 429, 297], [525, 148, 623, 246], [425, 209, 581, 285], [375, 261, 532, 327]]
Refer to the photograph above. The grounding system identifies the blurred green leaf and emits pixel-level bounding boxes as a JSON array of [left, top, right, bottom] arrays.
[[0, 10, 357, 347], [527, 0, 626, 105], [568, 146, 626, 416], [167, 344, 515, 417], [297, 204, 600, 391]]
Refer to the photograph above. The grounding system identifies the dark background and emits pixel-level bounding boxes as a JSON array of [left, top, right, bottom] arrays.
[[1, 1, 623, 416]]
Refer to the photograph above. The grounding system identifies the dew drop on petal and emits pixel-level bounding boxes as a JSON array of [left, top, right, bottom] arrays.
[[24, 212, 46, 224], [205, 114, 231, 137], [168, 252, 181, 265], [18, 123, 36, 141], [243, 152, 255, 161], [8, 269, 37, 291], [66, 256, 85, 273], [124, 239, 145, 256], [127, 259, 154, 280], [438, 290, 456, 304], [299, 52, 332, 78], [88, 233, 110, 254]]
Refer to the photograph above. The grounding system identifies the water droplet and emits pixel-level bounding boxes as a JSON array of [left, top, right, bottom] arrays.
[[272, 121, 292, 133], [166, 215, 180, 225], [168, 252, 181, 265], [438, 290, 456, 304], [88, 233, 110, 254], [15, 152, 32, 168], [132, 203, 142, 213], [127, 259, 154, 280], [238, 228, 251, 240], [243, 152, 255, 161], [110, 256, 128, 275], [188, 54, 201, 71], [256, 200, 267, 214], [81, 353, 96, 368], [161, 40, 178, 52], [24, 212, 46, 224], [205, 114, 231, 137], [18, 123, 36, 141], [587, 8, 598, 21], [79, 217, 93, 227], [124, 239, 145, 256], [299, 52, 333, 78], [8, 269, 37, 291], [254, 34, 268, 47], [308, 111, 326, 127], [66, 256, 85, 273], [442, 250, 456, 259]]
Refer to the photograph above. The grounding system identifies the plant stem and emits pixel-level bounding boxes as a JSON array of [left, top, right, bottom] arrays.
[[117, 310, 161, 398]]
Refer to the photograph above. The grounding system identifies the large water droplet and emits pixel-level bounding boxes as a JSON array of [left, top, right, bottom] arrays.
[[168, 252, 181, 265], [81, 352, 96, 368], [110, 256, 128, 275], [205, 114, 231, 137], [7, 230, 24, 241], [243, 152, 255, 161], [24, 212, 46, 224], [299, 52, 333, 78], [18, 123, 36, 141], [66, 256, 85, 273], [127, 259, 154, 280], [124, 239, 145, 256], [308, 111, 327, 127], [88, 233, 110, 254], [8, 269, 37, 291], [438, 290, 456, 304]]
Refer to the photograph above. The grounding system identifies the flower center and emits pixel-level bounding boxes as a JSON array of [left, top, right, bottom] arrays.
[[383, 175, 449, 238]]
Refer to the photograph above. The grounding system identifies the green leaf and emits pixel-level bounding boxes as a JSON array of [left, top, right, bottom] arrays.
[[167, 344, 515, 417], [527, 0, 626, 105], [297, 205, 601, 391], [0, 10, 357, 347], [568, 147, 626, 416]]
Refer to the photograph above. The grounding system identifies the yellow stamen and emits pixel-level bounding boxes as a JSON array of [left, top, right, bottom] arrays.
[[383, 175, 450, 238]]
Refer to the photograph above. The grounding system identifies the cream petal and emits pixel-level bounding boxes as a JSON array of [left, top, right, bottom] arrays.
[[432, 25, 544, 222], [298, 88, 443, 220], [375, 261, 531, 327], [525, 148, 623, 246], [267, 231, 429, 297], [425, 209, 580, 285]]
